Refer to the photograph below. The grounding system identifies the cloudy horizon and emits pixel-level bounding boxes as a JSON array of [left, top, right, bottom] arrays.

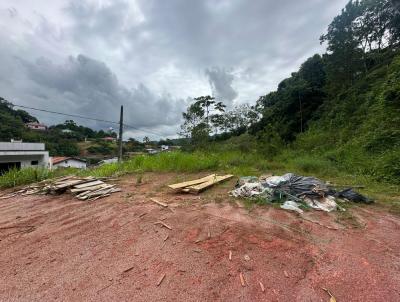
[[0, 0, 348, 140]]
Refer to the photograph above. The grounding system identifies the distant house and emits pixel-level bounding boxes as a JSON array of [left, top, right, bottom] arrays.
[[125, 151, 145, 157], [26, 122, 47, 131], [51, 157, 87, 169], [0, 141, 49, 175], [161, 145, 169, 151], [103, 137, 116, 142], [146, 148, 158, 155], [61, 129, 73, 134], [98, 157, 118, 165]]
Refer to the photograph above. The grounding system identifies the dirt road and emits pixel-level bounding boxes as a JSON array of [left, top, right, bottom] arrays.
[[0, 173, 399, 301]]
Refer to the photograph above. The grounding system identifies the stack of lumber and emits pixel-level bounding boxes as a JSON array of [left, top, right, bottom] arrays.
[[168, 174, 234, 194], [0, 176, 120, 201]]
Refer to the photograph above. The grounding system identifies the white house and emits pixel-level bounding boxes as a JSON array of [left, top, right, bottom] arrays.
[[161, 145, 169, 151], [26, 122, 47, 131], [51, 157, 87, 169], [98, 157, 118, 165], [0, 141, 49, 175], [145, 148, 158, 154]]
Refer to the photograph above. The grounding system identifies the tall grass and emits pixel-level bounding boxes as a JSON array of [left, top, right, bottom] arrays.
[[0, 151, 398, 203], [82, 151, 267, 178], [0, 151, 267, 188], [0, 167, 74, 188]]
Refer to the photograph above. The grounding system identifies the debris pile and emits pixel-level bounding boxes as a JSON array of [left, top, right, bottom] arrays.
[[168, 174, 234, 194], [231, 173, 372, 212], [0, 176, 121, 201]]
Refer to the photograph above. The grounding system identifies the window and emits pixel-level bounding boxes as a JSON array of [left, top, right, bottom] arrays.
[[31, 160, 38, 165]]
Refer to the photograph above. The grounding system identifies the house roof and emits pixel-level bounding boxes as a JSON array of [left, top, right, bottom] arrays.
[[26, 122, 47, 127], [51, 157, 86, 164]]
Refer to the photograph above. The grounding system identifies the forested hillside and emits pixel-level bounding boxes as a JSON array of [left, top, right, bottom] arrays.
[[252, 0, 400, 183], [181, 0, 400, 183], [0, 98, 117, 156]]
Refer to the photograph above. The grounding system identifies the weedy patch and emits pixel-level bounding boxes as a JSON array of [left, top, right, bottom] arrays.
[[335, 207, 365, 229], [136, 170, 144, 185], [389, 202, 400, 217]]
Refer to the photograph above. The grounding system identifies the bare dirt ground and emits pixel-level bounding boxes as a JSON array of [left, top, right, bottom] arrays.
[[0, 172, 399, 302]]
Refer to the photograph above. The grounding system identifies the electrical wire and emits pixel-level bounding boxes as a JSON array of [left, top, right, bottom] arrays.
[[13, 104, 120, 125], [12, 103, 170, 137]]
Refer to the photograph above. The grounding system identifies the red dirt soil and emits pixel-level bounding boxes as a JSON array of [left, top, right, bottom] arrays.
[[0, 173, 399, 302]]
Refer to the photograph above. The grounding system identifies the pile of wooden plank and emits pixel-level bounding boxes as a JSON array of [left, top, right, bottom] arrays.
[[0, 176, 120, 201], [168, 174, 234, 194]]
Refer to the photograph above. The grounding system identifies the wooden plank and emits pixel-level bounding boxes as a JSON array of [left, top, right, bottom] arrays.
[[185, 175, 234, 193], [73, 180, 104, 189], [54, 179, 94, 189], [51, 175, 78, 183], [259, 281, 265, 292], [70, 184, 113, 193], [239, 272, 246, 287], [168, 174, 216, 190], [77, 190, 91, 199], [150, 198, 168, 208], [154, 221, 172, 230], [89, 194, 111, 201], [157, 274, 166, 286]]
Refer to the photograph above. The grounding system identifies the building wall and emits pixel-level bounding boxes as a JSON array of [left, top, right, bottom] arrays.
[[0, 152, 49, 169], [0, 142, 45, 151], [53, 159, 86, 169]]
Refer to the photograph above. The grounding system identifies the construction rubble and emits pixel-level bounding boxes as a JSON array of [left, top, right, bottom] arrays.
[[0, 176, 121, 201], [231, 173, 372, 212]]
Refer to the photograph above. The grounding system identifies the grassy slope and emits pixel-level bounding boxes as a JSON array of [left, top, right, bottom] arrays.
[[290, 52, 400, 184]]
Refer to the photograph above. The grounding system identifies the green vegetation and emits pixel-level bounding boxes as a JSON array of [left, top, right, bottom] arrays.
[[1, 151, 398, 205], [0, 167, 74, 188], [180, 0, 400, 186]]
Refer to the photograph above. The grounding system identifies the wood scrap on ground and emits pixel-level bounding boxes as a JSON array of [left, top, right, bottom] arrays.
[[168, 174, 234, 194], [322, 288, 337, 302], [0, 176, 120, 201], [157, 274, 166, 286], [154, 221, 172, 230], [259, 281, 265, 292], [239, 272, 246, 287], [150, 197, 168, 208]]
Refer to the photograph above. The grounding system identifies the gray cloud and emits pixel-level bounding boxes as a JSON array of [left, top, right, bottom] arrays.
[[0, 0, 349, 139], [205, 67, 237, 105], [18, 54, 186, 137]]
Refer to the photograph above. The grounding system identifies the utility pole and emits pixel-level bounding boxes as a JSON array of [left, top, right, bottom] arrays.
[[118, 105, 123, 162], [298, 91, 303, 133]]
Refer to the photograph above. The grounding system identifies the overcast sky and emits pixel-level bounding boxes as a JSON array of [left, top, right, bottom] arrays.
[[0, 0, 348, 140]]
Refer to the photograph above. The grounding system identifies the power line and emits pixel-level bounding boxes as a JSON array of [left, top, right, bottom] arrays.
[[12, 103, 170, 137], [13, 104, 120, 125], [123, 123, 167, 137]]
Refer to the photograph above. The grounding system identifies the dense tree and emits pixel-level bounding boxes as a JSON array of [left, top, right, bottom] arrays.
[[192, 95, 226, 127], [180, 96, 226, 142], [252, 54, 327, 141], [320, 0, 400, 93], [143, 136, 150, 144]]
